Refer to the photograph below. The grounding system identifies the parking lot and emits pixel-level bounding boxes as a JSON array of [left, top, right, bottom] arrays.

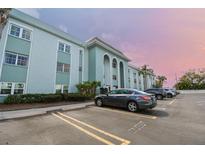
[[0, 93, 205, 145]]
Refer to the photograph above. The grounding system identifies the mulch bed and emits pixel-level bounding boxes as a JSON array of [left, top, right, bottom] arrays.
[[0, 101, 91, 112]]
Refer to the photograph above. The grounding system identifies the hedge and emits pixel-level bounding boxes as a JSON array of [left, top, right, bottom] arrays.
[[4, 93, 93, 104]]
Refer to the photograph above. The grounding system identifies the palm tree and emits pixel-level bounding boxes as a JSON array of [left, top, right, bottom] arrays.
[[0, 8, 11, 39], [156, 75, 167, 88], [140, 65, 154, 89]]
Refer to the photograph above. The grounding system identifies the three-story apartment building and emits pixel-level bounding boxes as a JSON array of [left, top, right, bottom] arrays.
[[0, 9, 155, 102]]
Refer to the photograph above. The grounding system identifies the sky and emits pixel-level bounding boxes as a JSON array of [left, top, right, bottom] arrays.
[[19, 8, 205, 87]]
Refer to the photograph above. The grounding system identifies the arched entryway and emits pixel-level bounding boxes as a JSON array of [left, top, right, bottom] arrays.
[[112, 58, 118, 89], [119, 61, 124, 88], [104, 55, 111, 86]]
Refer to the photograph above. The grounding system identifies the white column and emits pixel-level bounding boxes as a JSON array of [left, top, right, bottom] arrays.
[[118, 62, 121, 88], [110, 58, 113, 90]]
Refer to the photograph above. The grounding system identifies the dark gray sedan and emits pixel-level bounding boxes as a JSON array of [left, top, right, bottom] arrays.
[[95, 88, 157, 112]]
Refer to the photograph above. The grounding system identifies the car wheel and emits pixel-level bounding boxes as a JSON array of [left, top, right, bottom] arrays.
[[156, 95, 163, 100], [127, 101, 138, 112], [167, 93, 173, 98], [96, 98, 103, 107]]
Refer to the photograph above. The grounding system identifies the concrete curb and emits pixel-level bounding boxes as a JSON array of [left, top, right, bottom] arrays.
[[178, 90, 205, 94], [0, 102, 94, 121]]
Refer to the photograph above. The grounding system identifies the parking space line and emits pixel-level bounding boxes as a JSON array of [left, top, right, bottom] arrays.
[[57, 112, 131, 145], [91, 106, 157, 120], [168, 99, 176, 105], [52, 113, 114, 145]]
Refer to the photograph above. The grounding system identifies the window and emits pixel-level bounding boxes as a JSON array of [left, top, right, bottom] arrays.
[[65, 45, 71, 53], [57, 62, 70, 72], [63, 85, 68, 93], [57, 62, 63, 72], [22, 29, 31, 40], [128, 77, 131, 82], [0, 82, 12, 94], [134, 79, 137, 83], [112, 61, 117, 68], [64, 64, 70, 72], [58, 43, 64, 52], [112, 75, 117, 80], [56, 85, 62, 94], [17, 55, 28, 66], [4, 52, 28, 66], [4, 52, 17, 65], [10, 24, 31, 41], [14, 83, 24, 94], [10, 25, 20, 37], [0, 82, 25, 95], [58, 42, 71, 53], [56, 84, 69, 93]]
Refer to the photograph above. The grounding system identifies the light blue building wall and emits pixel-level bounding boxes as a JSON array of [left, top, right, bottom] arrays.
[[0, 9, 155, 102], [0, 9, 87, 102], [87, 38, 130, 90]]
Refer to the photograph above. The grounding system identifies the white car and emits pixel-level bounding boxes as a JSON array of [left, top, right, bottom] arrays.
[[164, 88, 176, 98]]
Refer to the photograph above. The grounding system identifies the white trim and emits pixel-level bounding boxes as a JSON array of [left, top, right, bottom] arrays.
[[79, 48, 84, 83], [112, 57, 118, 89], [103, 53, 111, 87], [4, 51, 29, 67], [118, 60, 121, 88], [53, 41, 59, 93], [25, 28, 33, 94], [0, 23, 10, 81], [82, 48, 84, 82], [69, 45, 72, 92], [0, 82, 25, 95], [57, 39, 72, 54], [119, 61, 125, 88], [9, 21, 33, 32], [8, 22, 33, 42]]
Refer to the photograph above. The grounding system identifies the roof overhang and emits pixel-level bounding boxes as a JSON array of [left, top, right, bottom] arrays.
[[86, 37, 130, 61]]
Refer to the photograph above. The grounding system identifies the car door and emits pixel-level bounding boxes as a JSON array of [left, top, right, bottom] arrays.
[[113, 89, 132, 108], [103, 90, 118, 106]]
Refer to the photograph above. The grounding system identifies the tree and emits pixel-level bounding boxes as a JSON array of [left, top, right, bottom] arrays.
[[139, 65, 154, 89], [155, 75, 167, 88], [0, 8, 11, 38], [175, 71, 205, 90], [76, 81, 101, 97]]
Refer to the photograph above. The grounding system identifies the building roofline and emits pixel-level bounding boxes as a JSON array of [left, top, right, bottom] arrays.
[[128, 63, 141, 71], [9, 9, 85, 47], [128, 63, 155, 76], [86, 37, 131, 61]]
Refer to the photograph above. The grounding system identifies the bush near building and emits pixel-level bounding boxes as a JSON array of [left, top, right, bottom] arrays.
[[4, 93, 92, 104], [76, 81, 101, 96]]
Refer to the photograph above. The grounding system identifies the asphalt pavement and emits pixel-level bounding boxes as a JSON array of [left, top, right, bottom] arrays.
[[0, 93, 205, 145]]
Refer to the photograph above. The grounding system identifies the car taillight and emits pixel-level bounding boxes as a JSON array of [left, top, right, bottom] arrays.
[[139, 96, 151, 101]]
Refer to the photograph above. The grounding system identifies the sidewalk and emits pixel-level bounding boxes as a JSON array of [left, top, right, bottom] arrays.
[[0, 101, 94, 121]]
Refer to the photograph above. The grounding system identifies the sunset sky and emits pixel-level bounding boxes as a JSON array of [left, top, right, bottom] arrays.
[[19, 8, 205, 87]]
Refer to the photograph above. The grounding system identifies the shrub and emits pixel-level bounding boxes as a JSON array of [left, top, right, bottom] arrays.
[[3, 93, 92, 104], [62, 93, 92, 102], [76, 81, 101, 96]]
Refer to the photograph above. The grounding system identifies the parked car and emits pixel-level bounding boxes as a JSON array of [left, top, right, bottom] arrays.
[[164, 88, 176, 98], [144, 88, 167, 100], [95, 88, 157, 112]]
